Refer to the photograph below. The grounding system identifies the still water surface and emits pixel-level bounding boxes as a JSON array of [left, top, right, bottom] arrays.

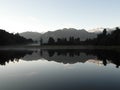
[[0, 49, 120, 90]]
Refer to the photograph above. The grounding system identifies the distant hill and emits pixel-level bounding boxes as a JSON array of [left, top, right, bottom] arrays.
[[19, 28, 97, 42], [41, 28, 97, 42], [20, 32, 41, 41]]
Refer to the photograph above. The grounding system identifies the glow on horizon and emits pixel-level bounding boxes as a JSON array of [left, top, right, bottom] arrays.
[[0, 0, 120, 33]]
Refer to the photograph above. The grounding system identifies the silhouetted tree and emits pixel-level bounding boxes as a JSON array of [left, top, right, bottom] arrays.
[[75, 37, 81, 45], [103, 29, 107, 36], [48, 37, 55, 45], [44, 27, 120, 46], [40, 38, 43, 45], [0, 29, 33, 45]]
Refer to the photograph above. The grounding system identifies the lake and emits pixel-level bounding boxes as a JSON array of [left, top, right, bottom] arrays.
[[0, 48, 120, 90]]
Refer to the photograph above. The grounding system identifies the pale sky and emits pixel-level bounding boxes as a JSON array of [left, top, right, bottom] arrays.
[[0, 0, 120, 33]]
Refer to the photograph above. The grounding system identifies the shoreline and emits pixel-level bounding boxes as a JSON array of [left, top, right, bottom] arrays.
[[0, 45, 120, 51]]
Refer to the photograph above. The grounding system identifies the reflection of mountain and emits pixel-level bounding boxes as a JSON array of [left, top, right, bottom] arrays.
[[41, 50, 96, 64], [40, 49, 120, 68], [22, 51, 42, 61], [0, 49, 120, 68], [87, 59, 109, 66]]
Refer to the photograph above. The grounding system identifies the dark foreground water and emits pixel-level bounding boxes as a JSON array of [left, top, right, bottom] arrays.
[[0, 49, 120, 90]]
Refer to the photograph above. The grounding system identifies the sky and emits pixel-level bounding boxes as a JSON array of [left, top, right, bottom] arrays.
[[0, 0, 120, 33]]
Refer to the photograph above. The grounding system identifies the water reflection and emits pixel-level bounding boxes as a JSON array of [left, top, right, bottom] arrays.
[[0, 49, 120, 68], [41, 49, 96, 64], [41, 49, 120, 68], [0, 50, 33, 65]]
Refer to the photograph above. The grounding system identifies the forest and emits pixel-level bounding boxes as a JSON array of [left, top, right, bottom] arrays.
[[1, 27, 120, 46], [42, 27, 120, 46], [0, 29, 33, 45]]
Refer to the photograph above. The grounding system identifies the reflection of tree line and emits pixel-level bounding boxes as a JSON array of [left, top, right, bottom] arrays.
[[47, 50, 81, 57], [91, 50, 120, 68], [0, 50, 33, 65], [41, 49, 120, 68], [40, 49, 96, 64], [0, 49, 120, 68]]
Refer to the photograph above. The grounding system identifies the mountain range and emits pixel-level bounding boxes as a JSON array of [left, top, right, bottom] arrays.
[[20, 31, 41, 41], [20, 28, 98, 43]]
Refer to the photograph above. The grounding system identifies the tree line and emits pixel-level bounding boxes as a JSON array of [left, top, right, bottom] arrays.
[[40, 27, 120, 46], [84, 27, 120, 45], [0, 29, 33, 45]]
